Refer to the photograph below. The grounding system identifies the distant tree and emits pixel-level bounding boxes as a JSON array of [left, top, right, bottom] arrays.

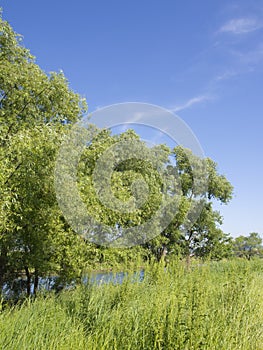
[[233, 232, 263, 259]]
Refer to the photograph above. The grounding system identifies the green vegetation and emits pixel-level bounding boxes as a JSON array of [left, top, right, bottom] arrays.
[[233, 232, 263, 259], [0, 12, 237, 296], [0, 11, 89, 294], [1, 11, 263, 349], [1, 259, 263, 349]]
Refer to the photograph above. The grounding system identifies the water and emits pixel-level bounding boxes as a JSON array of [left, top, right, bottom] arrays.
[[83, 270, 144, 285], [1, 270, 145, 299]]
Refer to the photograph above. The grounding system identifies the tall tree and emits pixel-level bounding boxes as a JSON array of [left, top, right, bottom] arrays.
[[76, 138, 233, 261], [145, 147, 233, 261], [0, 12, 87, 294]]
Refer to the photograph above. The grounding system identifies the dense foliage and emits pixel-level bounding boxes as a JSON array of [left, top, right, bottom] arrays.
[[0, 13, 89, 294]]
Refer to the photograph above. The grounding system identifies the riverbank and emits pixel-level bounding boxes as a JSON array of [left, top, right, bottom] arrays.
[[1, 259, 263, 349]]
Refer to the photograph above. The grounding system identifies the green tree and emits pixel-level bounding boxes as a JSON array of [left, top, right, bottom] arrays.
[[76, 128, 171, 247], [233, 232, 263, 259], [0, 12, 88, 295], [77, 138, 233, 262], [188, 204, 233, 260], [0, 10, 235, 299], [146, 147, 233, 262]]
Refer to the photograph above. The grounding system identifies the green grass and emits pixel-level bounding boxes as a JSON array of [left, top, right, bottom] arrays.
[[1, 259, 263, 349]]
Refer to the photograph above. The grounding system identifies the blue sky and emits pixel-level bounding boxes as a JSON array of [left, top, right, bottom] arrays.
[[2, 0, 263, 237]]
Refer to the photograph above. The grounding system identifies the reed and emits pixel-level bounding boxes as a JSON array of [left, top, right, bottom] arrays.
[[1, 259, 263, 349]]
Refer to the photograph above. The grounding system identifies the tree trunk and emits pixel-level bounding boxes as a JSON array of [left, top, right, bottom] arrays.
[[25, 266, 31, 296], [186, 233, 193, 270], [0, 246, 8, 292], [157, 245, 167, 262], [33, 270, 39, 295]]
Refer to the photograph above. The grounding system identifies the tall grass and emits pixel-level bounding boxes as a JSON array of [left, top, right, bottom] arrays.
[[1, 259, 263, 349]]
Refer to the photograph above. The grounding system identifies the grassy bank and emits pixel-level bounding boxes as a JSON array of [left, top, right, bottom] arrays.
[[1, 259, 263, 349]]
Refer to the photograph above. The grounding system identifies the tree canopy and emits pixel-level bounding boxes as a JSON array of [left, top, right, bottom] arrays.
[[233, 232, 263, 259]]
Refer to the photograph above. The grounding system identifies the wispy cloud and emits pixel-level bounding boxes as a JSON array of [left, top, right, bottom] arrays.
[[170, 95, 212, 113], [219, 18, 263, 35], [232, 43, 263, 64], [215, 70, 238, 82]]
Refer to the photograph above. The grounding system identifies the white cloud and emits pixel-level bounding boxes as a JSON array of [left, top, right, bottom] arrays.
[[171, 95, 211, 113], [219, 18, 263, 34], [215, 70, 238, 81], [234, 43, 263, 64]]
